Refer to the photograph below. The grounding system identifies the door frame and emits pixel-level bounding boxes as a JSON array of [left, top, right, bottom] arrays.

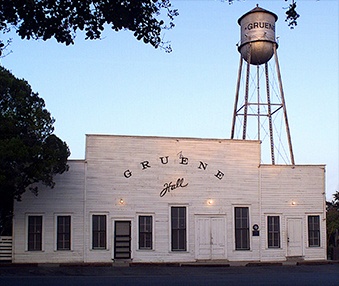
[[112, 219, 133, 260], [195, 214, 227, 260], [286, 217, 304, 258]]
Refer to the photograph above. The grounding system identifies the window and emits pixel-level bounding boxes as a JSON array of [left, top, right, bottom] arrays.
[[235, 207, 250, 250], [28, 216, 42, 251], [57, 216, 71, 250], [267, 216, 280, 248], [139, 216, 152, 250], [171, 207, 186, 251], [308, 215, 320, 247], [92, 215, 106, 249]]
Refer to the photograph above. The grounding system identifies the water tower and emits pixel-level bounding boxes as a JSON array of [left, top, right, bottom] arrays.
[[231, 5, 295, 165]]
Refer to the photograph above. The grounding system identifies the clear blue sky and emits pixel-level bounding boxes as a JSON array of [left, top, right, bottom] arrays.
[[1, 0, 338, 200]]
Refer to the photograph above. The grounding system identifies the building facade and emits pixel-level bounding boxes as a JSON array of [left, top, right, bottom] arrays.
[[12, 135, 326, 263]]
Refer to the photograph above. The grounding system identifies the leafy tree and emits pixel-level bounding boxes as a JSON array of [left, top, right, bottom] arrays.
[[326, 191, 339, 258], [0, 1, 301, 56], [0, 0, 178, 55], [0, 66, 70, 235], [284, 0, 300, 28]]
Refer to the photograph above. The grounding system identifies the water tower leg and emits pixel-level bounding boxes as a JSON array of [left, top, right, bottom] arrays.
[[265, 62, 275, 165], [242, 45, 252, 140], [231, 55, 243, 139], [256, 65, 260, 141], [273, 44, 295, 165]]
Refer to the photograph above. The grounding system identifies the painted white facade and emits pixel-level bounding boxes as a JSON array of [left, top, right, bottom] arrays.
[[12, 135, 326, 263]]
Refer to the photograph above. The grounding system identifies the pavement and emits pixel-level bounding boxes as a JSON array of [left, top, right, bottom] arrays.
[[1, 261, 339, 286], [1, 259, 338, 270]]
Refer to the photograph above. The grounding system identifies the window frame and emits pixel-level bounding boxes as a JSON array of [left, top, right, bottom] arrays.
[[308, 215, 320, 247], [92, 214, 107, 250], [170, 206, 187, 252], [138, 215, 153, 250], [27, 215, 43, 251], [267, 215, 281, 249], [234, 207, 250, 250], [56, 215, 71, 251]]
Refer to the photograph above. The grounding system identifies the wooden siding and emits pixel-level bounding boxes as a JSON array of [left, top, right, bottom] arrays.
[[84, 135, 261, 262], [259, 165, 326, 261], [12, 160, 86, 263], [11, 135, 326, 263]]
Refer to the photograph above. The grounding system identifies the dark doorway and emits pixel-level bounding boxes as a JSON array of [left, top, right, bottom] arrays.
[[114, 221, 131, 259]]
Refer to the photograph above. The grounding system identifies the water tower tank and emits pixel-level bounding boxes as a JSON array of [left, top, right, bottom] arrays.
[[238, 6, 278, 65]]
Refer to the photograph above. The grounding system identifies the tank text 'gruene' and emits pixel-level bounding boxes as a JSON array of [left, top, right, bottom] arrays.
[[245, 22, 275, 31]]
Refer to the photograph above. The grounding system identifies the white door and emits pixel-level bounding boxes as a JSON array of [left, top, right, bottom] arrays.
[[196, 216, 226, 260], [287, 218, 303, 257], [211, 218, 226, 259]]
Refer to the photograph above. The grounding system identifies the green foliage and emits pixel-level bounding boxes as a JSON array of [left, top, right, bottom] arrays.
[[0, 66, 70, 234], [327, 191, 339, 257], [0, 1, 302, 56], [0, 0, 178, 54], [285, 0, 300, 29]]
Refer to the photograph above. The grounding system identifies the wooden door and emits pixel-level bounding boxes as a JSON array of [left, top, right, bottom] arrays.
[[287, 218, 303, 257], [211, 217, 226, 259], [196, 216, 226, 260]]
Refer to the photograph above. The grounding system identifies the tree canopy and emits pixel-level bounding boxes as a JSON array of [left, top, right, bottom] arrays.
[[327, 191, 339, 252], [0, 0, 178, 54], [0, 66, 70, 234], [0, 1, 301, 55]]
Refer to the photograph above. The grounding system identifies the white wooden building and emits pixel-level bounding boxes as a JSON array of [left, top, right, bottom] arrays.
[[12, 134, 326, 263]]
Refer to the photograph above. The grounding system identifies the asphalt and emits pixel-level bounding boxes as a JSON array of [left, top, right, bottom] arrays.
[[0, 259, 338, 270]]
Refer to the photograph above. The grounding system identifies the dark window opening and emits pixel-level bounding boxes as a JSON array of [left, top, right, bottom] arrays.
[[57, 216, 71, 250], [139, 216, 152, 249], [268, 216, 280, 248], [92, 215, 107, 249], [308, 215, 320, 247], [28, 216, 42, 251], [171, 207, 186, 251], [235, 207, 250, 250]]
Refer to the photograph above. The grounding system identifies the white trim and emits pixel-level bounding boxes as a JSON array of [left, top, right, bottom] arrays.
[[168, 205, 189, 253], [89, 212, 109, 251], [265, 214, 282, 250], [136, 213, 155, 251], [232, 205, 251, 251], [25, 213, 45, 252], [285, 216, 304, 257], [53, 213, 74, 252], [112, 217, 134, 260], [305, 214, 322, 249]]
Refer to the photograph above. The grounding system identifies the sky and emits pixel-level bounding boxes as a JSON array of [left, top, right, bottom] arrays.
[[1, 0, 338, 201]]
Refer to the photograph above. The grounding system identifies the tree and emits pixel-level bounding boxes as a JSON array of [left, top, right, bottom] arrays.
[[0, 1, 301, 56], [326, 191, 339, 259], [0, 66, 70, 235], [0, 0, 178, 55]]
